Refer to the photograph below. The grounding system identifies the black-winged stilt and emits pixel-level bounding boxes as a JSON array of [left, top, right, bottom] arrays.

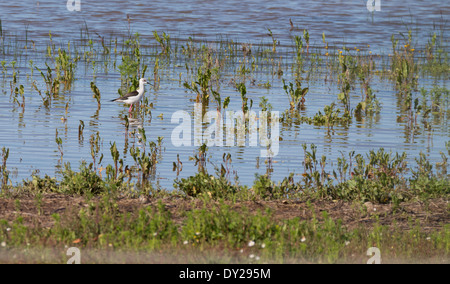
[[111, 78, 150, 113]]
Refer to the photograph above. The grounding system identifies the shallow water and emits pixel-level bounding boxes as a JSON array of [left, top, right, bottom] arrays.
[[1, 0, 448, 48], [0, 0, 448, 189]]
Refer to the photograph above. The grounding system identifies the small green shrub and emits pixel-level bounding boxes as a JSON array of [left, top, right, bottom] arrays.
[[59, 162, 106, 195], [174, 172, 237, 198]]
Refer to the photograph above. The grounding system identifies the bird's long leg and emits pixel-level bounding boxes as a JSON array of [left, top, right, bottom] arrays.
[[129, 104, 133, 113]]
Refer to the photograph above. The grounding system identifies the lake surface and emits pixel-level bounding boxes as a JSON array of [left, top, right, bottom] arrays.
[[0, 0, 448, 189]]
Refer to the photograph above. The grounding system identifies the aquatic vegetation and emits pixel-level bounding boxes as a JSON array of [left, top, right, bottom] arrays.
[[419, 85, 450, 123], [55, 45, 77, 90], [436, 142, 449, 177], [267, 29, 278, 53], [189, 143, 209, 174], [1, 61, 6, 78], [0, 147, 9, 190], [259, 96, 273, 112], [90, 82, 101, 109], [8, 61, 18, 96], [108, 142, 121, 181], [153, 31, 172, 55], [294, 35, 303, 64], [311, 106, 339, 126], [11, 84, 25, 111], [282, 79, 308, 110], [355, 85, 381, 117], [35, 63, 60, 103], [389, 31, 419, 100], [55, 129, 64, 161], [237, 82, 251, 115], [118, 33, 144, 86], [421, 31, 449, 76], [392, 53, 418, 98], [78, 120, 85, 144], [17, 139, 444, 202], [129, 129, 161, 189], [183, 67, 213, 105], [0, 11, 449, 265], [96, 33, 110, 55], [281, 103, 351, 128], [118, 55, 140, 83], [337, 52, 356, 116], [354, 54, 381, 117], [300, 144, 331, 193], [302, 29, 310, 53], [0, 20, 447, 207], [89, 131, 103, 172]]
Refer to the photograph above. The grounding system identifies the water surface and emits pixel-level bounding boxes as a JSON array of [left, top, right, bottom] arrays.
[[0, 0, 448, 189]]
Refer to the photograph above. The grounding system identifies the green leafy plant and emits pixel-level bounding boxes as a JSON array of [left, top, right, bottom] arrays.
[[237, 82, 252, 115], [183, 68, 213, 105], [153, 31, 171, 55], [59, 162, 106, 195], [282, 79, 308, 110], [55, 45, 76, 90], [174, 172, 237, 198], [36, 63, 60, 99], [90, 82, 101, 109], [1, 147, 9, 190]]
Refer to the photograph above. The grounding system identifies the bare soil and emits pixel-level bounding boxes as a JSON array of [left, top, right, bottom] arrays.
[[1, 194, 448, 232]]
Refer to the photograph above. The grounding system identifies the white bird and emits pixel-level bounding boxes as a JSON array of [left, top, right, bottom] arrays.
[[111, 78, 150, 113]]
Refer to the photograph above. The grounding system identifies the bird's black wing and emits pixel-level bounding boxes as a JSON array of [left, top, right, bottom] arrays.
[[111, 90, 139, 102]]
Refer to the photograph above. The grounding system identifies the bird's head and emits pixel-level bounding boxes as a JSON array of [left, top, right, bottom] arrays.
[[140, 78, 151, 85]]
